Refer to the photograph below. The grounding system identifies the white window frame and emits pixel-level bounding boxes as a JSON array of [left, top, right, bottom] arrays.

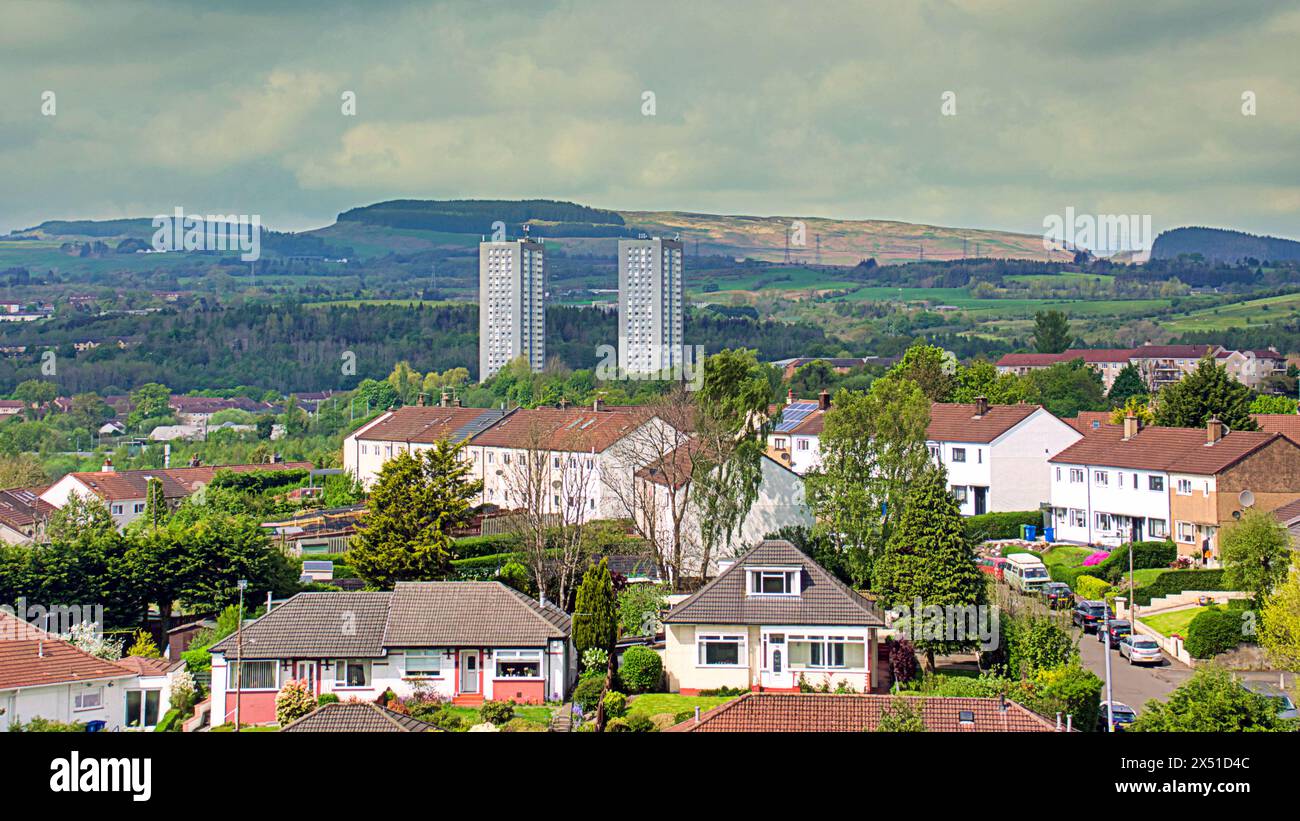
[[697, 633, 748, 667], [1176, 478, 1193, 496], [1070, 508, 1086, 528], [334, 659, 370, 688], [74, 686, 104, 711], [951, 447, 967, 463], [787, 634, 867, 671], [494, 649, 544, 680], [747, 567, 800, 596], [1094, 470, 1109, 488], [227, 660, 278, 691], [1176, 520, 1195, 543], [404, 649, 444, 679], [1147, 518, 1169, 539], [1070, 468, 1085, 484]]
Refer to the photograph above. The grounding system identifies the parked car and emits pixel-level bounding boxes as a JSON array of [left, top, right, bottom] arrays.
[[1239, 681, 1299, 720], [1040, 581, 1073, 609], [1004, 552, 1050, 594], [976, 556, 1006, 581], [1098, 701, 1138, 732], [1072, 600, 1109, 633], [1118, 634, 1163, 665], [1099, 619, 1132, 646]]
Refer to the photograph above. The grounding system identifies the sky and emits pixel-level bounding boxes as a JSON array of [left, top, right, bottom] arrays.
[[2, 0, 1298, 240]]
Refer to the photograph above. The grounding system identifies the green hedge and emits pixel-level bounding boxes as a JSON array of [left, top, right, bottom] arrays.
[[1097, 541, 1177, 583], [1075, 575, 1111, 600], [1184, 608, 1245, 659], [1133, 570, 1226, 606], [965, 511, 1043, 544], [452, 533, 522, 560], [154, 708, 182, 733]]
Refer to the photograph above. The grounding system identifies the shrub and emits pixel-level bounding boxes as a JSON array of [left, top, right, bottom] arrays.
[[1025, 663, 1102, 732], [169, 668, 198, 714], [626, 713, 656, 732], [427, 708, 465, 732], [619, 646, 663, 693], [502, 717, 545, 732], [673, 709, 696, 724], [1075, 574, 1112, 600], [406, 698, 449, 722], [964, 510, 1042, 543], [581, 647, 609, 678], [154, 708, 181, 733], [602, 690, 628, 718], [275, 679, 315, 726], [452, 532, 522, 559], [698, 686, 748, 697], [606, 717, 631, 732], [479, 700, 515, 726], [317, 693, 340, 706], [126, 629, 162, 659], [496, 561, 533, 595], [1005, 614, 1076, 677], [573, 676, 606, 712], [1133, 570, 1226, 605], [1184, 608, 1245, 659], [1082, 551, 1110, 567], [887, 638, 920, 685], [9, 717, 86, 732], [1099, 541, 1177, 582]]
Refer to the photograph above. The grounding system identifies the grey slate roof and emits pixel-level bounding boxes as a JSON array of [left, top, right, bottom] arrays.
[[383, 582, 571, 647], [281, 702, 438, 733], [664, 540, 885, 627], [209, 592, 392, 658]]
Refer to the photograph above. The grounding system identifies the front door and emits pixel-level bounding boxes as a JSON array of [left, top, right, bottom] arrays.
[[760, 634, 792, 689], [460, 651, 480, 694], [294, 661, 317, 693], [973, 486, 988, 515]]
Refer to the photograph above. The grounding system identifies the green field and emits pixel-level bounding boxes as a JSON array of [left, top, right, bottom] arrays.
[[1139, 606, 1211, 638], [1159, 291, 1300, 333], [688, 266, 858, 295], [626, 692, 735, 720]]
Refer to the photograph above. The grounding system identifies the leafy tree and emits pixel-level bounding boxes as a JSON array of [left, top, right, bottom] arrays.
[[951, 360, 1033, 405], [46, 491, 116, 544], [127, 383, 171, 430], [354, 378, 399, 413], [1026, 359, 1106, 418], [806, 377, 932, 586], [127, 629, 162, 659], [617, 583, 667, 638], [1249, 394, 1297, 414], [1219, 508, 1291, 602], [1108, 396, 1154, 426], [573, 558, 617, 660], [69, 392, 114, 429], [874, 697, 927, 732], [1259, 553, 1300, 669], [1032, 310, 1071, 354], [349, 441, 482, 588], [1106, 363, 1147, 406], [872, 465, 987, 670], [0, 453, 47, 489], [1027, 662, 1102, 732], [1153, 355, 1256, 431], [887, 343, 956, 401], [1003, 613, 1076, 677], [1131, 665, 1289, 732], [12, 379, 57, 417]]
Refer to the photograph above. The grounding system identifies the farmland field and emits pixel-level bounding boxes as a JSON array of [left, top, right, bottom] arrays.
[[1157, 290, 1300, 333]]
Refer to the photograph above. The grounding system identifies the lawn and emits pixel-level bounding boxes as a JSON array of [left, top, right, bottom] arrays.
[[626, 692, 736, 720], [1042, 545, 1094, 570], [1139, 606, 1212, 638], [445, 704, 554, 727]]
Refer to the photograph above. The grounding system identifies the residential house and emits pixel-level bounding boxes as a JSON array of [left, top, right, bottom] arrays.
[[0, 489, 54, 545], [0, 611, 137, 731], [281, 701, 438, 732], [168, 395, 276, 426], [114, 656, 178, 731], [665, 692, 1064, 732], [661, 540, 886, 695], [1273, 498, 1300, 550], [771, 357, 868, 380], [1048, 417, 1300, 558], [635, 443, 813, 579], [261, 504, 367, 556], [1129, 344, 1222, 390], [996, 349, 1134, 390], [39, 459, 312, 529], [1254, 413, 1300, 445], [1216, 348, 1286, 390], [342, 404, 506, 489], [766, 391, 830, 475], [208, 583, 573, 725], [0, 400, 23, 416], [927, 399, 1082, 516]]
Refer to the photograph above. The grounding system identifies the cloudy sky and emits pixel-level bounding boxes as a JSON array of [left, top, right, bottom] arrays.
[[2, 0, 1297, 239]]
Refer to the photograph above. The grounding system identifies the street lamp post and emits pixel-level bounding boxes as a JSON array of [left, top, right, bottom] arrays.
[[234, 579, 248, 732]]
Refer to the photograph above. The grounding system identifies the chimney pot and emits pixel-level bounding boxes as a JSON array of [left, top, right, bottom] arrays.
[[593, 397, 605, 412], [787, 389, 795, 405], [101, 456, 114, 473]]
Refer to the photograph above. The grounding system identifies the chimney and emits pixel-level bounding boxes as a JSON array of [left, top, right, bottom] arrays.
[[101, 456, 114, 473], [417, 393, 426, 407], [163, 442, 171, 469], [787, 388, 795, 405], [593, 397, 606, 412], [818, 389, 831, 411], [439, 390, 450, 408], [1122, 413, 1139, 441], [453, 397, 462, 408], [558, 397, 569, 410], [974, 396, 989, 417], [1207, 417, 1224, 444]]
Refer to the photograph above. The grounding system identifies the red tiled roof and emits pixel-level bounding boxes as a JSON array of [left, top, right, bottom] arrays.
[[927, 402, 1041, 443], [470, 406, 655, 453], [0, 489, 55, 532], [355, 406, 504, 444], [0, 612, 139, 691], [998, 349, 1136, 369], [996, 353, 1066, 368], [665, 692, 1063, 732], [1049, 424, 1285, 474], [1130, 344, 1219, 359], [1273, 497, 1300, 526], [1068, 411, 1115, 433], [114, 656, 172, 676], [1254, 414, 1300, 445], [64, 461, 312, 501]]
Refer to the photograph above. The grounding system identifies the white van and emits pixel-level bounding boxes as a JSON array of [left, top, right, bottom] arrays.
[[1004, 552, 1050, 593]]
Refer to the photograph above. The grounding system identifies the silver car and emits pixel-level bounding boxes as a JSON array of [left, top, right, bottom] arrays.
[[1118, 634, 1163, 665]]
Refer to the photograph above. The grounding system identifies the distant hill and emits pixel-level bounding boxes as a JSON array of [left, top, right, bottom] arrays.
[[1150, 227, 1300, 264]]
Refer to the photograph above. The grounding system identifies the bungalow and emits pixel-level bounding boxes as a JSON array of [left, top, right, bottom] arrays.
[[208, 582, 573, 726], [666, 692, 1064, 732], [662, 540, 886, 696], [0, 611, 137, 731]]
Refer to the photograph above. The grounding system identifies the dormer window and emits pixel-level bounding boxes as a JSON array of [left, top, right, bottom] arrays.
[[748, 567, 800, 596]]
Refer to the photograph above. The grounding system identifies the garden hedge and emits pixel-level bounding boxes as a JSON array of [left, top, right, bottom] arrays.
[[618, 646, 663, 693], [452, 533, 522, 560], [1075, 574, 1112, 601], [965, 510, 1043, 544], [1133, 570, 1226, 606], [1184, 607, 1245, 659]]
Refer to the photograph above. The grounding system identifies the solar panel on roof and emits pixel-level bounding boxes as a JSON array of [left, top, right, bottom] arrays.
[[775, 401, 819, 432]]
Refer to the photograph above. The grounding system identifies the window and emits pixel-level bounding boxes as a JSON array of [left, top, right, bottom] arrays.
[[125, 690, 161, 728], [1149, 476, 1164, 492], [774, 437, 787, 450], [1071, 509, 1086, 528], [1055, 467, 1061, 481], [929, 445, 941, 461], [951, 485, 968, 504], [495, 649, 542, 678], [132, 503, 146, 514], [749, 569, 798, 595], [228, 660, 277, 690], [1176, 521, 1195, 543], [74, 686, 103, 711], [1147, 518, 1169, 538], [1070, 468, 1085, 484], [334, 659, 369, 687], [1177, 478, 1193, 495], [1094, 471, 1109, 487], [788, 635, 866, 669], [1094, 512, 1114, 531], [697, 633, 747, 666], [111, 504, 123, 515], [405, 649, 443, 678], [797, 439, 809, 451], [951, 448, 966, 463]]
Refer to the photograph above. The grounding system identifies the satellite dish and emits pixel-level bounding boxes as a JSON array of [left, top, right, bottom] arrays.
[[1239, 489, 1255, 508], [551, 480, 562, 489]]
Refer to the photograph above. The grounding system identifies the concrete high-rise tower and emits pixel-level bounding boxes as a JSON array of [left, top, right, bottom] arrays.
[[618, 237, 683, 375], [479, 238, 545, 382]]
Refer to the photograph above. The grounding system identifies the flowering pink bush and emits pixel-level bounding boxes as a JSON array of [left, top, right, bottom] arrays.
[[1082, 551, 1110, 567]]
